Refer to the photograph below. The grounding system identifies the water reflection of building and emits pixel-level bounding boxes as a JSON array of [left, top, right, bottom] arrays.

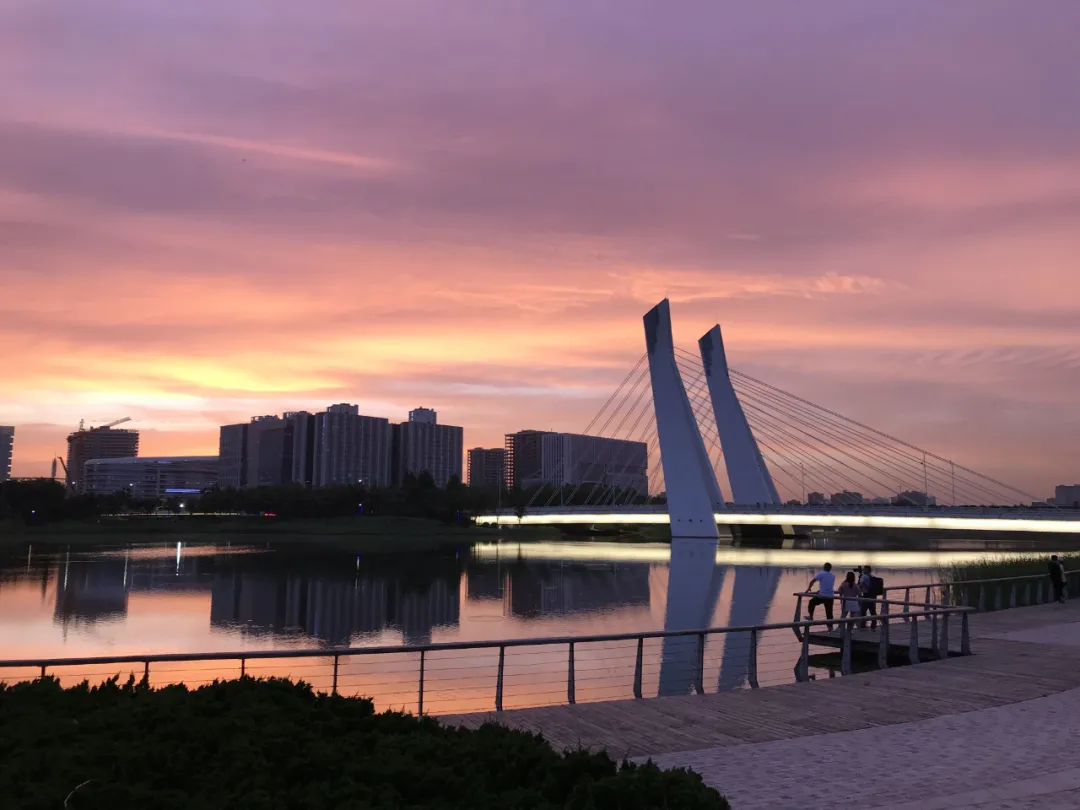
[[53, 553, 212, 625], [465, 561, 650, 619], [54, 558, 129, 623], [209, 568, 460, 646]]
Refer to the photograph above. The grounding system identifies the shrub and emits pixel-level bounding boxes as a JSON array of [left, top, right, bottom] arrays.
[[0, 676, 729, 809]]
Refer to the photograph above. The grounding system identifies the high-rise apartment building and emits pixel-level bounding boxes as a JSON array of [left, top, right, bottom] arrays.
[[467, 448, 506, 490], [0, 426, 13, 483], [217, 423, 249, 489], [393, 408, 463, 487], [66, 426, 139, 494], [246, 416, 286, 488], [1054, 484, 1080, 508], [285, 411, 316, 488], [408, 407, 437, 425], [539, 433, 648, 496], [313, 404, 393, 488], [504, 430, 553, 490]]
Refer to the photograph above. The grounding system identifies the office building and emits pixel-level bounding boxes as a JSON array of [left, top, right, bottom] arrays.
[[1055, 485, 1080, 508], [66, 426, 139, 494], [313, 404, 393, 488], [807, 492, 826, 506], [83, 456, 219, 500], [0, 426, 12, 482], [467, 448, 506, 490], [504, 430, 553, 490], [539, 433, 648, 496], [393, 408, 463, 487]]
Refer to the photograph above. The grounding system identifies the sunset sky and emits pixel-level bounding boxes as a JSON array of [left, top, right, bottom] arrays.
[[2, 1, 1079, 496]]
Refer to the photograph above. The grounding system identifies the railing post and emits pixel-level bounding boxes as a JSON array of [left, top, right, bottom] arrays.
[[977, 586, 986, 612], [567, 642, 576, 705], [877, 614, 889, 669], [748, 629, 760, 689], [495, 645, 505, 711], [40, 664, 46, 679], [1010, 583, 1017, 609], [924, 585, 931, 606], [931, 612, 940, 658], [908, 613, 920, 665], [418, 650, 425, 717], [144, 660, 150, 683], [1025, 581, 1032, 607], [796, 627, 810, 682], [961, 585, 969, 608], [841, 622, 852, 676], [793, 595, 804, 641], [1037, 580, 1045, 604], [695, 633, 705, 695], [633, 637, 644, 699], [332, 654, 339, 695], [942, 585, 951, 607], [240, 657, 245, 677], [993, 584, 1002, 611], [941, 612, 950, 657], [903, 588, 911, 620], [961, 612, 971, 656]]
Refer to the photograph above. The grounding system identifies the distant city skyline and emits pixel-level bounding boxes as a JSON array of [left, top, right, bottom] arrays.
[[2, 2, 1079, 494]]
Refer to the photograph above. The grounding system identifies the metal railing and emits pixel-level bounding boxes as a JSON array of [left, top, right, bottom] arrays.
[[791, 592, 973, 672], [0, 605, 973, 716], [881, 569, 1078, 614]]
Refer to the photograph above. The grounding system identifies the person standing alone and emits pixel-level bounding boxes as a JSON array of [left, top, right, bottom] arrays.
[[1049, 555, 1067, 604], [806, 563, 836, 630]]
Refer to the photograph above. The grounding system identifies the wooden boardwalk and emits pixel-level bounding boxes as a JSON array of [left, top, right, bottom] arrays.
[[441, 601, 1080, 758]]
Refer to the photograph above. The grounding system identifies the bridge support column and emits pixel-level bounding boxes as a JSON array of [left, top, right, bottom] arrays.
[[644, 300, 724, 537], [698, 325, 780, 506]]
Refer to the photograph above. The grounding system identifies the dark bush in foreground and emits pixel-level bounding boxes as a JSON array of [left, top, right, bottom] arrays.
[[0, 677, 728, 809]]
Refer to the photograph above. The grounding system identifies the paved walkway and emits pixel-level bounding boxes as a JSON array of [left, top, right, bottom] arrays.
[[444, 601, 1080, 808]]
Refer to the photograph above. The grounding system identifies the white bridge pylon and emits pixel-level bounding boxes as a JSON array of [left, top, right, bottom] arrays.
[[645, 299, 785, 533], [643, 300, 723, 538]]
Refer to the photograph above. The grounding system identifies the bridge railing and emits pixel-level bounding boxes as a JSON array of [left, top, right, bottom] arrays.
[[881, 569, 1078, 614], [0, 607, 973, 717]]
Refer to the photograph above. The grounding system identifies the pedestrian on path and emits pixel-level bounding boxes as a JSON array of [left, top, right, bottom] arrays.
[[806, 562, 836, 630], [1049, 555, 1067, 604], [859, 565, 884, 629], [838, 571, 861, 622]]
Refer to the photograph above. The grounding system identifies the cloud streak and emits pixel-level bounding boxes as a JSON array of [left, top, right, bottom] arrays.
[[1, 0, 1079, 495]]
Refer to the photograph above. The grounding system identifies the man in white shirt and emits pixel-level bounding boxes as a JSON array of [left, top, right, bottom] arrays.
[[806, 562, 836, 630]]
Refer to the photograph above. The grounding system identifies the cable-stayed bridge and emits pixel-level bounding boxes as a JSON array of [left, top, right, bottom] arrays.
[[476, 300, 1080, 536]]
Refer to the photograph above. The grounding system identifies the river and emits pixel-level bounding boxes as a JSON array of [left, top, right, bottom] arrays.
[[0, 535, 1066, 713]]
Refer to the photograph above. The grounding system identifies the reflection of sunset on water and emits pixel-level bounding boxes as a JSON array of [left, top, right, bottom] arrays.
[[0, 537, 1035, 714]]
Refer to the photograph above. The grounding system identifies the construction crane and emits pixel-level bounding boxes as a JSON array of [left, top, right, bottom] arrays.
[[54, 456, 76, 495]]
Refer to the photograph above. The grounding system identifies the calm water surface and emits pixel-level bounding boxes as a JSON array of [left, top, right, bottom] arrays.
[[0, 535, 1059, 713]]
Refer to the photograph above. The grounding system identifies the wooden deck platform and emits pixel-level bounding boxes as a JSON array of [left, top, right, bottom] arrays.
[[441, 601, 1080, 758]]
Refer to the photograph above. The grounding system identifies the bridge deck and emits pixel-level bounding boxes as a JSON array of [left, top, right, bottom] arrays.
[[440, 601, 1080, 758]]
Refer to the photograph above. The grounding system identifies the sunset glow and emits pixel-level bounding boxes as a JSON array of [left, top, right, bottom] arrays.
[[2, 1, 1079, 495]]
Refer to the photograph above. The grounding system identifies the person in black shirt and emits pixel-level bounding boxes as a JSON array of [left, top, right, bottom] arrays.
[[1049, 555, 1067, 604]]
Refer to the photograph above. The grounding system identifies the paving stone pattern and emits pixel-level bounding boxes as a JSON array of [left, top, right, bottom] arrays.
[[647, 686, 1080, 810]]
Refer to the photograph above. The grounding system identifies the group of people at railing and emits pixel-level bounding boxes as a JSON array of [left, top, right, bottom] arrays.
[[805, 562, 885, 631]]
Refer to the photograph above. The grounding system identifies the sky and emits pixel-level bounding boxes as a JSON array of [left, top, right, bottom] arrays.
[[2, 0, 1079, 497]]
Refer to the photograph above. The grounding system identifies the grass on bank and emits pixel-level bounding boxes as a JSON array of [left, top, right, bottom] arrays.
[[941, 553, 1080, 584], [0, 515, 562, 552], [0, 676, 729, 810]]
